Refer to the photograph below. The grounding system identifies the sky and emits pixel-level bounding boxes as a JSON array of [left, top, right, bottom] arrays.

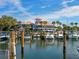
[[0, 0, 79, 24]]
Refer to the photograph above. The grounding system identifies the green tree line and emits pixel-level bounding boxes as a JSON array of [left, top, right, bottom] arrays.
[[0, 15, 17, 31]]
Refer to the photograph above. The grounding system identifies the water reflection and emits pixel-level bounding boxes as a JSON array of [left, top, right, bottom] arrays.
[[63, 39, 66, 59], [0, 42, 8, 59], [63, 45, 66, 59], [11, 40, 78, 59], [0, 38, 79, 59], [21, 48, 24, 59], [36, 40, 46, 48]]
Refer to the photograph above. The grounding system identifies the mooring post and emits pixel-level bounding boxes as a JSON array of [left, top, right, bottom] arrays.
[[31, 31, 33, 40], [15, 31, 18, 44], [0, 31, 1, 41], [10, 31, 16, 59], [0, 31, 1, 44], [30, 32, 32, 48], [63, 30, 66, 59], [21, 31, 24, 54]]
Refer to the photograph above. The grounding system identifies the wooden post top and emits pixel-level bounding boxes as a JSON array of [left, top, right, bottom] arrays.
[[11, 31, 15, 42]]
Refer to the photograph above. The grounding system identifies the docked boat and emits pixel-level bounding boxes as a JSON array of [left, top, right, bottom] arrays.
[[45, 33, 54, 39], [33, 33, 41, 40], [33, 34, 40, 40], [68, 31, 79, 39], [24, 35, 31, 39], [58, 33, 63, 39], [33, 34, 40, 38], [55, 31, 63, 39], [17, 33, 31, 40], [33, 32, 40, 38], [0, 32, 10, 42], [24, 33, 31, 39]]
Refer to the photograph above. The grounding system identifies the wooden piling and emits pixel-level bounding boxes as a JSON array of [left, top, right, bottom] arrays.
[[15, 31, 18, 44], [10, 31, 16, 59], [63, 30, 66, 59], [21, 51, 24, 59], [30, 32, 32, 48], [0, 31, 2, 41], [30, 32, 33, 40], [21, 31, 24, 54]]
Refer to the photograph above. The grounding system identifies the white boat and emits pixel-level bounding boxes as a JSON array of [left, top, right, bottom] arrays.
[[33, 34, 40, 38], [45, 33, 54, 39], [0, 32, 10, 38], [55, 31, 64, 39], [33, 33, 41, 40], [24, 35, 31, 39], [24, 33, 31, 39], [18, 34, 31, 40], [0, 35, 9, 38], [0, 35, 10, 42], [68, 31, 79, 39], [58, 33, 63, 38]]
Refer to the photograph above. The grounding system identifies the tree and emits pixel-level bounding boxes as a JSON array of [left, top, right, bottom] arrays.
[[52, 21, 55, 26], [52, 21, 55, 24], [0, 15, 17, 31], [74, 22, 78, 27], [56, 21, 62, 27], [56, 26, 62, 31], [70, 22, 74, 27], [70, 22, 78, 31], [74, 22, 78, 31]]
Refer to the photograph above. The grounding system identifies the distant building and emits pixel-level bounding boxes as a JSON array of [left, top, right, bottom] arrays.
[[32, 18, 56, 32], [18, 26, 25, 31], [17, 19, 63, 32], [26, 21, 33, 25]]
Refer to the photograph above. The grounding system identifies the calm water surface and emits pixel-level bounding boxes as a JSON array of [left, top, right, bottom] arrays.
[[0, 39, 79, 59]]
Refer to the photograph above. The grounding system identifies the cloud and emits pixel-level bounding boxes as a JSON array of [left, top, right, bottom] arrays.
[[41, 6, 47, 8], [62, 0, 74, 8], [0, 0, 78, 22], [33, 6, 79, 20], [10, 0, 33, 18], [41, 5, 50, 8], [0, 10, 19, 15], [40, 0, 53, 8], [0, 0, 7, 7], [0, 0, 34, 19]]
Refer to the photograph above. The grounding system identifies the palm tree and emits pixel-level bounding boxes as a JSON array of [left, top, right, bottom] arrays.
[[52, 21, 55, 24], [52, 21, 55, 26], [74, 22, 78, 31], [70, 22, 74, 27], [74, 22, 78, 27], [70, 22, 78, 31], [56, 21, 61, 27], [70, 22, 74, 31], [63, 24, 66, 30]]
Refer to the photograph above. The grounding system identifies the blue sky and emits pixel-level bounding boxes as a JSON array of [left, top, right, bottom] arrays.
[[0, 0, 79, 24]]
